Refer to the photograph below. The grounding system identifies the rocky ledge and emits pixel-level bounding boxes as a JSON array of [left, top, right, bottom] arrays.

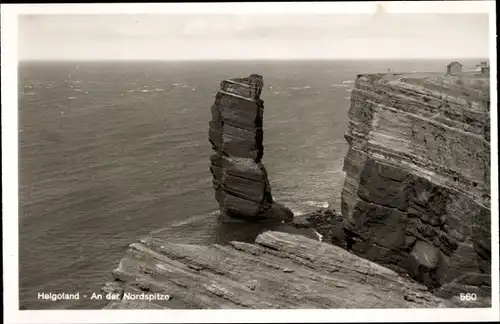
[[104, 231, 464, 309]]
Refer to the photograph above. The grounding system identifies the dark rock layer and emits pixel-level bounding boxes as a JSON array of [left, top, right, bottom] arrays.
[[209, 75, 293, 222]]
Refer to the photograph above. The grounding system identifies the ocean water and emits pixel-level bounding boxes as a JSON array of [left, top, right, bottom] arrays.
[[18, 59, 475, 309]]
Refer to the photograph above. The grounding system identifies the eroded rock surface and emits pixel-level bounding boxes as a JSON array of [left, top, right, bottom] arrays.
[[209, 75, 293, 222], [104, 231, 457, 309], [341, 72, 491, 296]]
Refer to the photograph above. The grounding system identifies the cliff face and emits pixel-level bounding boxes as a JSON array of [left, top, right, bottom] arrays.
[[208, 75, 293, 222], [341, 72, 491, 289]]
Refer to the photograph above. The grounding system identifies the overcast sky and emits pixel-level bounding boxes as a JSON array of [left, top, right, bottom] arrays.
[[18, 13, 490, 60]]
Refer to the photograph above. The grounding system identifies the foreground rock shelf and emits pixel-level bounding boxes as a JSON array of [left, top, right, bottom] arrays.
[[103, 231, 489, 309]]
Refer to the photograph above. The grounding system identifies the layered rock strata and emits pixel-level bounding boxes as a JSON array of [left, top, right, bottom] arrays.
[[208, 75, 292, 222], [103, 231, 455, 309], [341, 72, 491, 293]]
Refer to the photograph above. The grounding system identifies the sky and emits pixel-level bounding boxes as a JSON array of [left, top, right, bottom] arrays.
[[18, 13, 490, 60]]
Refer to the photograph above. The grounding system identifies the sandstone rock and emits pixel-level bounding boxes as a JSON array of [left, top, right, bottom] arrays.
[[104, 231, 451, 309], [341, 72, 491, 289], [209, 75, 292, 222]]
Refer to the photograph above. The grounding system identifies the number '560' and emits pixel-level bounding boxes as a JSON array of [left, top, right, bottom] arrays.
[[460, 293, 477, 301]]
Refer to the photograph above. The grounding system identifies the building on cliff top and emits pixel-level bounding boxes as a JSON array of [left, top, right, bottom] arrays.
[[479, 61, 490, 76], [447, 61, 463, 74], [471, 61, 489, 73]]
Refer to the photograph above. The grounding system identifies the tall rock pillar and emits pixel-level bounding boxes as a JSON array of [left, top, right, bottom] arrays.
[[208, 74, 293, 222]]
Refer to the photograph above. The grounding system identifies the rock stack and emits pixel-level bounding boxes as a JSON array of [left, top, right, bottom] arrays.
[[208, 75, 293, 222]]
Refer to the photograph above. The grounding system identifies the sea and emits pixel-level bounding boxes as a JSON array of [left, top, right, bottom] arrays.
[[17, 59, 481, 309]]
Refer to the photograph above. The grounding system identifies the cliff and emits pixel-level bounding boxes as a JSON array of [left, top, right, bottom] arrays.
[[102, 72, 491, 308], [341, 72, 491, 294]]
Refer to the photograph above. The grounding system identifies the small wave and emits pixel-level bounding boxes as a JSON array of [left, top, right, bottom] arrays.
[[154, 88, 165, 92], [141, 89, 150, 93], [288, 86, 312, 91], [291, 210, 305, 217], [68, 96, 76, 100], [342, 80, 355, 85], [314, 230, 324, 242], [162, 211, 218, 229], [305, 201, 330, 209]]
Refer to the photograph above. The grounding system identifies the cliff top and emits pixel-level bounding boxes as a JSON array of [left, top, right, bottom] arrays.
[[356, 72, 490, 104]]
